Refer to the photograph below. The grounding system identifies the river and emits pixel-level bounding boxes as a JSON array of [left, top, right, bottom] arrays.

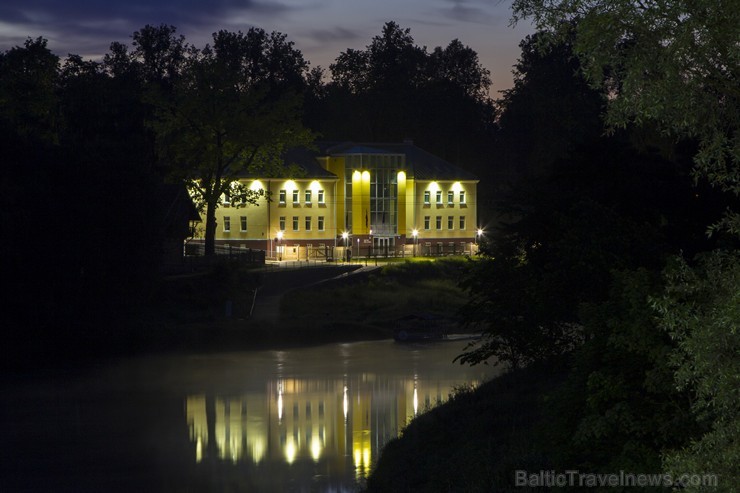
[[1, 339, 495, 492]]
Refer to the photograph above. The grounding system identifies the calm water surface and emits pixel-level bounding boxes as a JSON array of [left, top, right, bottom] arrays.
[[2, 339, 494, 492]]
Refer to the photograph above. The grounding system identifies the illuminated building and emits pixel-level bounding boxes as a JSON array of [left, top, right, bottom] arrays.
[[190, 140, 479, 259]]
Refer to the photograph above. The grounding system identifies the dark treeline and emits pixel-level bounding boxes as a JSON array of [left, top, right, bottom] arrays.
[[367, 25, 739, 493]]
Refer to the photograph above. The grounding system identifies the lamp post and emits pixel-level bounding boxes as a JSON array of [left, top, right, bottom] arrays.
[[475, 228, 483, 254], [277, 230, 283, 261], [341, 231, 348, 262], [412, 229, 418, 257]]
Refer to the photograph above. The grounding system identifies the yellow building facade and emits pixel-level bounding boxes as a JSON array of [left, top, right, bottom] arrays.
[[196, 141, 479, 259]]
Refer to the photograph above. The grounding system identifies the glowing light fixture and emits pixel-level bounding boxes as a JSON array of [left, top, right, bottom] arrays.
[[343, 385, 348, 421]]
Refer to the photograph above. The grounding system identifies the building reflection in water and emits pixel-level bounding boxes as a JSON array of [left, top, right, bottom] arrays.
[[185, 372, 480, 483]]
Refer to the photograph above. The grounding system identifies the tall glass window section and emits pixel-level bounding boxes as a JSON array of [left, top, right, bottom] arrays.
[[344, 154, 403, 235]]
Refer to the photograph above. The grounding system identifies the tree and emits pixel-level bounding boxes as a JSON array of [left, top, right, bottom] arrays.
[[150, 28, 314, 256], [457, 134, 725, 368], [494, 31, 605, 178], [653, 251, 740, 492], [511, 0, 740, 231], [307, 22, 497, 188], [0, 37, 59, 143], [509, 2, 740, 485]]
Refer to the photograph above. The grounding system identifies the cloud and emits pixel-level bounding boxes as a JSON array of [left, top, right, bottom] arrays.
[[439, 0, 503, 25], [0, 0, 301, 57], [304, 26, 360, 43]]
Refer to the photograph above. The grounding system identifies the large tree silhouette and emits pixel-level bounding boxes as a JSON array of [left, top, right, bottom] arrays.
[[150, 27, 314, 256]]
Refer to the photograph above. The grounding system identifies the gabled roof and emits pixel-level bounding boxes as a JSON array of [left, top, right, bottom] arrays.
[[319, 141, 478, 181]]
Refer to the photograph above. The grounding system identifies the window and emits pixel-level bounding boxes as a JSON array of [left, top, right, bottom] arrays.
[[436, 191, 442, 205], [318, 216, 325, 231], [223, 216, 231, 232], [424, 216, 431, 230], [318, 189, 325, 204], [448, 191, 454, 205], [423, 190, 430, 205], [459, 216, 466, 230], [292, 216, 299, 231], [459, 190, 466, 204], [279, 190, 286, 204], [305, 216, 311, 231], [292, 190, 299, 204], [305, 190, 312, 203], [223, 190, 231, 207], [240, 216, 247, 232], [436, 216, 442, 230], [448, 216, 454, 230], [279, 216, 286, 231]]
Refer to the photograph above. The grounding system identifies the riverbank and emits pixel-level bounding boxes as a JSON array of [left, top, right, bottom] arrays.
[[6, 258, 472, 372], [364, 359, 569, 492]]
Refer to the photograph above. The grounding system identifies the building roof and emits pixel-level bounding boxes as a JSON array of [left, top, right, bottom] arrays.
[[235, 146, 338, 180], [233, 141, 477, 182], [319, 141, 478, 181]]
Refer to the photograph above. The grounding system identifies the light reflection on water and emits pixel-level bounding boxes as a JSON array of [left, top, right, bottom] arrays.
[[2, 339, 493, 492]]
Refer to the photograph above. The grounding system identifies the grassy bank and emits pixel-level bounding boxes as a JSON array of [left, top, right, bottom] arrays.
[[279, 258, 470, 334], [365, 360, 567, 492], [128, 257, 472, 356]]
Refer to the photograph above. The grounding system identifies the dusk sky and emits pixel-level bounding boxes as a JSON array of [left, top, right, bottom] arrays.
[[0, 0, 535, 96]]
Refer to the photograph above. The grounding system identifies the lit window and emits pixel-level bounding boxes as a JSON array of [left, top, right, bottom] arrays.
[[436, 216, 442, 230], [318, 216, 325, 231], [279, 190, 286, 204], [423, 191, 430, 205], [436, 191, 442, 205], [305, 216, 311, 231], [279, 216, 286, 230], [424, 216, 430, 230], [318, 189, 325, 204], [459, 191, 466, 204], [223, 216, 231, 232], [292, 216, 299, 231], [448, 216, 454, 229], [292, 190, 299, 204], [305, 190, 312, 203], [459, 216, 466, 230], [447, 191, 454, 205], [240, 216, 247, 232]]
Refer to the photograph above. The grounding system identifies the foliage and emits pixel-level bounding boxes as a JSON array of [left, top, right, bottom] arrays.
[[457, 135, 720, 368], [0, 36, 169, 367], [512, 0, 740, 230], [539, 268, 699, 484], [145, 26, 315, 255], [653, 251, 740, 491], [309, 22, 496, 172], [494, 30, 605, 178], [0, 37, 59, 143]]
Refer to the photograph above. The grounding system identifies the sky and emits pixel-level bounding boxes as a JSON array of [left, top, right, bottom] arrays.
[[0, 0, 535, 96]]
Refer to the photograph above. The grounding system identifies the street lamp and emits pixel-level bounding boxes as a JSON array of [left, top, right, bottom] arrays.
[[475, 228, 483, 254], [341, 231, 348, 262], [412, 229, 418, 257], [277, 230, 283, 261]]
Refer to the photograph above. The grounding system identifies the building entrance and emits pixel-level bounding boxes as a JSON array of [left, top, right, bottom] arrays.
[[373, 237, 394, 257]]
